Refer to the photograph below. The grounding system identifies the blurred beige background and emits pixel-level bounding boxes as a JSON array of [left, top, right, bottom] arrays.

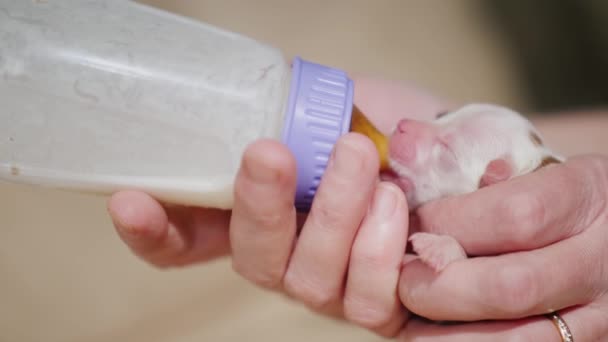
[[0, 1, 530, 341]]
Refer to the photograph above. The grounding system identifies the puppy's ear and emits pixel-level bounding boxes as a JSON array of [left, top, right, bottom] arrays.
[[479, 158, 513, 188]]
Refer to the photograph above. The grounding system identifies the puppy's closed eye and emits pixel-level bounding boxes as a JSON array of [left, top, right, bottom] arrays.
[[436, 110, 450, 119]]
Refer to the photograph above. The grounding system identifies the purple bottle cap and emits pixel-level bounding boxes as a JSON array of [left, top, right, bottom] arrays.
[[282, 57, 354, 211]]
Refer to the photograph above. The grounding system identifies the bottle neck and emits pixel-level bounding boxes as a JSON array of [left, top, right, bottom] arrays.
[[281, 57, 354, 211], [281, 57, 391, 211], [349, 105, 390, 171]]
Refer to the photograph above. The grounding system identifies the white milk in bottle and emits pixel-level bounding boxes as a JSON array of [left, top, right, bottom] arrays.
[[0, 0, 359, 210]]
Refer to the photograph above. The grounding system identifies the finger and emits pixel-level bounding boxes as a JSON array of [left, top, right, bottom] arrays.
[[282, 133, 379, 311], [399, 302, 608, 342], [413, 156, 607, 256], [344, 182, 409, 336], [399, 224, 608, 322], [108, 191, 230, 268], [229, 139, 298, 290]]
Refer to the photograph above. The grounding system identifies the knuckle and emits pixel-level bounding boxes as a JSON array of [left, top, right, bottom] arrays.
[[585, 158, 608, 215], [250, 210, 287, 231], [343, 297, 393, 330], [234, 183, 293, 227], [231, 261, 283, 290], [350, 246, 391, 273], [560, 157, 607, 217], [307, 203, 350, 234], [485, 264, 541, 317], [321, 166, 366, 198], [233, 191, 293, 233], [501, 192, 547, 243], [282, 271, 338, 310]]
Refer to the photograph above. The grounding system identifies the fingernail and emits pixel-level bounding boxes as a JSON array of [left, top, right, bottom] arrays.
[[245, 155, 280, 183], [330, 137, 363, 177], [109, 205, 137, 237], [371, 183, 398, 217], [111, 216, 145, 246]]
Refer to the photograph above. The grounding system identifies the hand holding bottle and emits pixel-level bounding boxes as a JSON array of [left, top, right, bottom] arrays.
[[107, 76, 449, 336]]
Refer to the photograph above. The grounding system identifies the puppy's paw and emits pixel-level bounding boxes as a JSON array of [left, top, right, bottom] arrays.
[[409, 232, 467, 272]]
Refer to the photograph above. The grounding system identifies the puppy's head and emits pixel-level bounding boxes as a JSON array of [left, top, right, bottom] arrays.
[[386, 103, 562, 208]]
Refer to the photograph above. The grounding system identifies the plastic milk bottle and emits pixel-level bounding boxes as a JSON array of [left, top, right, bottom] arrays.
[[0, 0, 387, 211]]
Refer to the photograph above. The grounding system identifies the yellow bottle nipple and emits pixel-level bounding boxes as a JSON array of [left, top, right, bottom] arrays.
[[349, 106, 390, 171]]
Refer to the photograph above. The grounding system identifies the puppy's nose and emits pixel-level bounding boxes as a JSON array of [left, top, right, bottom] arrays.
[[396, 118, 431, 136], [396, 118, 411, 133]]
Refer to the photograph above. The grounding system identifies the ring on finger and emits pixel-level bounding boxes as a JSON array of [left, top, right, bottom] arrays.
[[546, 311, 574, 342]]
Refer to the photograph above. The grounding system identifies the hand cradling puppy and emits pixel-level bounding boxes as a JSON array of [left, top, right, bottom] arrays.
[[352, 103, 563, 272]]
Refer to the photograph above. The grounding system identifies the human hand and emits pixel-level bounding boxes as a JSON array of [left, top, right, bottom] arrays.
[[107, 76, 451, 336], [396, 155, 608, 341]]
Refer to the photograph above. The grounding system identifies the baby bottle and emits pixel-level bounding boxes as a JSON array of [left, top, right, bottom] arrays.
[[0, 0, 386, 211]]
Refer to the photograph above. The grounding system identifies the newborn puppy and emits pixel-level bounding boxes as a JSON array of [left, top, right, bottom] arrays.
[[383, 103, 564, 272]]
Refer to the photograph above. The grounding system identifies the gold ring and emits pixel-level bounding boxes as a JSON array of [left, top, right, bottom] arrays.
[[546, 312, 574, 342]]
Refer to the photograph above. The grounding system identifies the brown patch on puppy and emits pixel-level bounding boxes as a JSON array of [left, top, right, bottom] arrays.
[[529, 131, 561, 171], [535, 156, 561, 171]]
